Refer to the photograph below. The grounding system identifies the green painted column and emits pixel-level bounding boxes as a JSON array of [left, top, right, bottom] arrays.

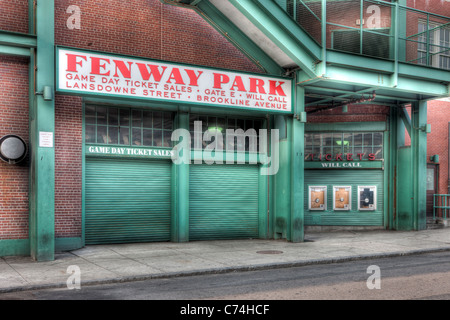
[[273, 115, 291, 240], [29, 0, 55, 261], [290, 84, 305, 242], [172, 112, 189, 242], [411, 101, 428, 230]]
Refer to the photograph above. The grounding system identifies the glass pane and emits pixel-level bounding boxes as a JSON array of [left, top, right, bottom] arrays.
[[245, 119, 253, 131], [97, 126, 107, 144], [363, 146, 372, 158], [120, 109, 130, 127], [228, 118, 236, 129], [199, 116, 208, 132], [236, 119, 245, 130], [373, 147, 383, 159], [85, 106, 96, 125], [132, 128, 142, 146], [109, 108, 118, 126], [153, 130, 162, 147], [97, 107, 107, 126], [108, 127, 119, 145], [189, 114, 198, 132], [305, 146, 313, 160], [163, 112, 173, 130], [132, 110, 142, 128], [143, 129, 152, 146], [163, 130, 172, 148], [120, 127, 130, 145], [153, 112, 162, 129], [305, 134, 313, 146], [354, 133, 363, 146], [363, 133, 373, 146], [343, 133, 353, 154], [85, 125, 96, 143], [322, 133, 332, 146], [143, 110, 153, 128], [333, 133, 342, 153], [373, 132, 383, 146], [312, 133, 321, 147]]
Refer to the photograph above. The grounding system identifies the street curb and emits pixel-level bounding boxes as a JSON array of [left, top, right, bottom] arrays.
[[1, 246, 450, 294]]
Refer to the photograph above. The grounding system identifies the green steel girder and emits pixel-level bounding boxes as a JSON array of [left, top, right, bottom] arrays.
[[160, 0, 284, 75], [0, 30, 36, 57], [228, 0, 319, 78], [195, 0, 284, 75]]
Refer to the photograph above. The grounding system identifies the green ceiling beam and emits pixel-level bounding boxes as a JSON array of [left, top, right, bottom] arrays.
[[229, 0, 318, 78], [0, 45, 31, 57], [0, 30, 36, 48], [324, 65, 449, 98], [195, 0, 284, 75]]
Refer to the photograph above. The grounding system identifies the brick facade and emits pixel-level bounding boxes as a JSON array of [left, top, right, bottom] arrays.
[[0, 56, 29, 240]]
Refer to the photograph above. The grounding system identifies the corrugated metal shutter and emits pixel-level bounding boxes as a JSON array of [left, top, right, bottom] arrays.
[[85, 158, 171, 244], [305, 169, 384, 226], [189, 164, 259, 240]]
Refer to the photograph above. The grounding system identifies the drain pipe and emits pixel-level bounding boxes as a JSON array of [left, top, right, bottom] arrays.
[[307, 91, 377, 115]]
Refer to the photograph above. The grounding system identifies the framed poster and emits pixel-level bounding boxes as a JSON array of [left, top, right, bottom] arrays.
[[358, 186, 377, 211], [309, 186, 327, 211], [333, 186, 351, 211]]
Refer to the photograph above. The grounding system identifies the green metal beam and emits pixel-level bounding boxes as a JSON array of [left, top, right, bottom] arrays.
[[29, 0, 55, 262], [399, 105, 411, 137], [291, 80, 305, 242], [229, 0, 318, 78], [195, 0, 284, 75], [324, 65, 449, 97], [0, 45, 31, 57], [0, 30, 37, 48]]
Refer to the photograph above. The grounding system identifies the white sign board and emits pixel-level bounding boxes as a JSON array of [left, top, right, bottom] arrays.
[[57, 48, 292, 113]]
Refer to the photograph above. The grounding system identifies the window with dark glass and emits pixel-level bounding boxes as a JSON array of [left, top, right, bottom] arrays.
[[304, 132, 384, 160], [85, 106, 174, 147], [189, 114, 263, 152]]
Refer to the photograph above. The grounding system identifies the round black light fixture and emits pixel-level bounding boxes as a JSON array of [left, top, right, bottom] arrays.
[[0, 135, 28, 164]]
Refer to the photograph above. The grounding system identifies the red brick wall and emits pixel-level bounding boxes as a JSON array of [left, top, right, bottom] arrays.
[[306, 104, 389, 123], [0, 56, 29, 240], [404, 100, 449, 195], [0, 0, 28, 33], [426, 100, 450, 195], [54, 96, 83, 238]]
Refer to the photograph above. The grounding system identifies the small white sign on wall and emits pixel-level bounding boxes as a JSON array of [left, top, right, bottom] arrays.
[[39, 132, 54, 148]]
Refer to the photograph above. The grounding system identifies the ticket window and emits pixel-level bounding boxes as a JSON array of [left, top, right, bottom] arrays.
[[309, 186, 327, 211], [333, 186, 351, 211], [358, 186, 377, 211]]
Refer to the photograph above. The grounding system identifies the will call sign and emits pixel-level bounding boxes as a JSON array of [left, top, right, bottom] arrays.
[[57, 48, 292, 112]]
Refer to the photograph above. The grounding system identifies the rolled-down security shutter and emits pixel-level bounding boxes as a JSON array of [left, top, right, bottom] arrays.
[[189, 164, 259, 240], [85, 158, 171, 244]]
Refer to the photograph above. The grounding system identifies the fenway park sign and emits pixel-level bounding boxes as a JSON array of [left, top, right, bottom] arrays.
[[57, 48, 292, 113]]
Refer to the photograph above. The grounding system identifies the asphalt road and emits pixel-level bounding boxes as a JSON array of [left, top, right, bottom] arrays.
[[1, 251, 450, 302]]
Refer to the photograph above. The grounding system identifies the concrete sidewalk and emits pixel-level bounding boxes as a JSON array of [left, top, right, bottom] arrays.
[[1, 228, 450, 293]]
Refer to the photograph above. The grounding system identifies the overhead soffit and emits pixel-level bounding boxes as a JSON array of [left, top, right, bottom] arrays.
[[208, 0, 297, 69]]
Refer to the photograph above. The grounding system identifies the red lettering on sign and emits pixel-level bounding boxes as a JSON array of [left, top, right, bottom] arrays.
[[66, 53, 87, 72], [347, 153, 353, 161], [213, 73, 230, 89], [136, 63, 167, 82], [113, 60, 133, 79], [90, 57, 110, 76], [325, 154, 332, 161], [184, 69, 203, 86], [368, 153, 376, 161], [249, 78, 266, 94], [269, 80, 286, 96], [230, 76, 246, 92], [166, 68, 185, 85]]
